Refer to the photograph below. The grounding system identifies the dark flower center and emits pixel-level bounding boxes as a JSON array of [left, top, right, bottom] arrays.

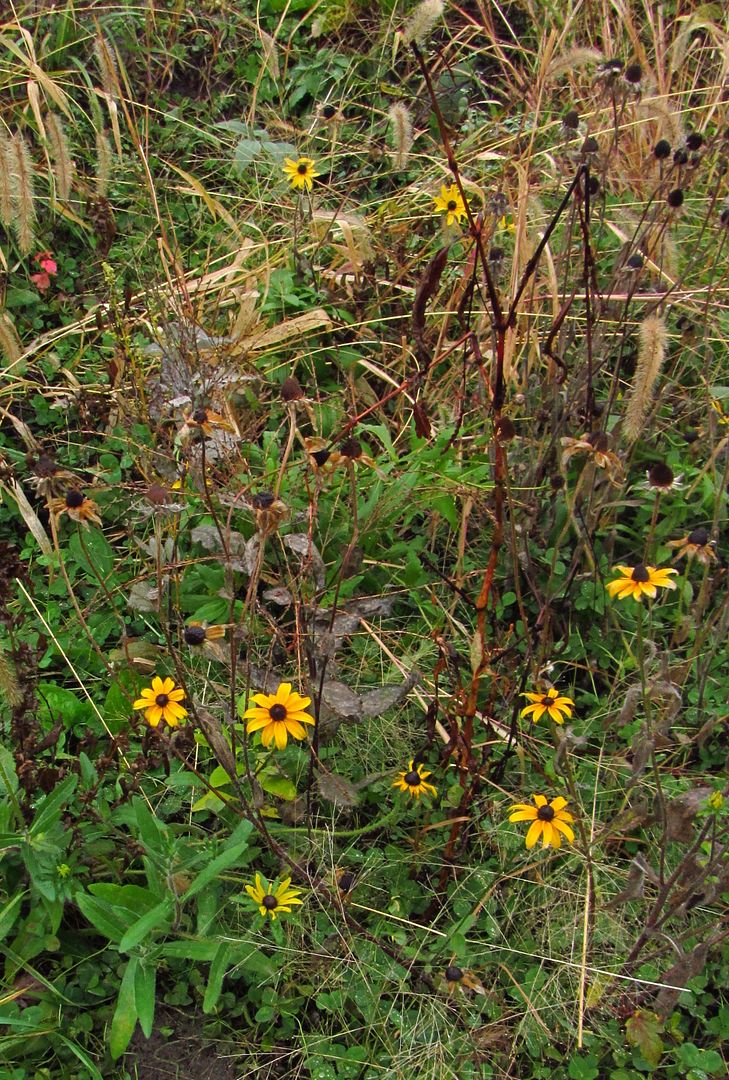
[[321, 104, 337, 119], [251, 491, 275, 510], [340, 437, 362, 459], [586, 431, 609, 453], [541, 695, 554, 707], [447, 200, 457, 211], [631, 564, 650, 582], [33, 453, 58, 477], [269, 704, 287, 721], [338, 872, 355, 892], [404, 770, 421, 787], [311, 448, 331, 467], [262, 894, 278, 910], [192, 407, 209, 424], [298, 163, 308, 174], [687, 527, 709, 546], [184, 625, 206, 645], [65, 489, 85, 508], [537, 805, 555, 822], [155, 694, 170, 707], [445, 965, 463, 982], [648, 462, 674, 488]]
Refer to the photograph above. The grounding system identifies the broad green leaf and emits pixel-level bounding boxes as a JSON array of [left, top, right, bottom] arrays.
[[76, 894, 129, 943], [119, 897, 175, 953], [0, 891, 25, 942], [203, 941, 230, 1013], [31, 775, 77, 835], [109, 957, 138, 1060], [134, 960, 156, 1038], [67, 528, 114, 579], [626, 1010, 665, 1068], [184, 822, 253, 900]]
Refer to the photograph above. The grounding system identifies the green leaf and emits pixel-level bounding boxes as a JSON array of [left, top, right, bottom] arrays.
[[119, 897, 175, 952], [184, 821, 253, 900], [109, 958, 139, 1060], [259, 773, 297, 801], [67, 528, 114, 579], [158, 940, 220, 962], [203, 941, 230, 1014], [0, 891, 25, 943], [134, 960, 156, 1038], [76, 894, 129, 943], [626, 1011, 664, 1068], [30, 775, 77, 836]]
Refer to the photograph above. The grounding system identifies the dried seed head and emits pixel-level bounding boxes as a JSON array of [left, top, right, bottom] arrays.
[[582, 136, 599, 154], [654, 139, 671, 159], [685, 132, 702, 151], [667, 188, 684, 208], [626, 254, 644, 269], [647, 461, 675, 490], [281, 375, 304, 401], [625, 62, 642, 83], [563, 109, 580, 130], [339, 436, 363, 459], [673, 148, 688, 165], [250, 491, 275, 510], [588, 176, 600, 195], [687, 526, 709, 546]]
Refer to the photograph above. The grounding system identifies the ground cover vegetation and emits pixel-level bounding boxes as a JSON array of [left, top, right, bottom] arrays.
[[0, 0, 727, 1076]]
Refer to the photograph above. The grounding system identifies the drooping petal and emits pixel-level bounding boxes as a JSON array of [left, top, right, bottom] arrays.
[[246, 714, 274, 733], [284, 719, 307, 741], [525, 819, 543, 849], [260, 724, 275, 748], [547, 707, 566, 723], [146, 707, 162, 727], [273, 722, 288, 750], [553, 818, 575, 843]]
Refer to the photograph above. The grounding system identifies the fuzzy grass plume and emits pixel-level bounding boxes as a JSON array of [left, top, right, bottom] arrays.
[[46, 112, 74, 202], [388, 103, 414, 170], [624, 313, 669, 441], [10, 133, 36, 255], [402, 0, 444, 47]]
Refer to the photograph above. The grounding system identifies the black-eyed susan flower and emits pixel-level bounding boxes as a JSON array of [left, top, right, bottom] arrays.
[[520, 686, 574, 725], [442, 965, 486, 996], [183, 621, 228, 661], [392, 760, 437, 800], [667, 527, 717, 566], [508, 794, 575, 849], [183, 405, 236, 438], [644, 462, 682, 492], [243, 682, 314, 750], [26, 452, 76, 499], [283, 156, 320, 192], [304, 436, 343, 474], [133, 675, 187, 728], [335, 868, 356, 902], [433, 183, 467, 227], [249, 491, 288, 537], [606, 563, 678, 602], [48, 489, 102, 527], [245, 873, 303, 920], [560, 431, 623, 484]]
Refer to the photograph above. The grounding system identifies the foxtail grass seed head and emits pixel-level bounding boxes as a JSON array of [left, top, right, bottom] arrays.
[[46, 112, 74, 202], [94, 35, 119, 99], [388, 103, 414, 170], [95, 130, 112, 198], [402, 0, 444, 46], [11, 134, 36, 255], [623, 314, 668, 442], [0, 133, 13, 229], [0, 313, 22, 366]]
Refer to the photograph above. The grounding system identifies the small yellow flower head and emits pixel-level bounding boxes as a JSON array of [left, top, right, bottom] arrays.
[[245, 873, 304, 920], [707, 791, 724, 812], [133, 675, 188, 728], [433, 183, 467, 227], [283, 156, 320, 192], [606, 563, 678, 602], [242, 682, 314, 750], [508, 794, 575, 849], [520, 686, 574, 724], [57, 863, 72, 879], [392, 760, 437, 800]]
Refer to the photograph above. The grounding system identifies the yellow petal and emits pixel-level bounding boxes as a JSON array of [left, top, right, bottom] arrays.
[[151, 676, 164, 693], [247, 715, 273, 733], [509, 809, 538, 822], [553, 818, 575, 843], [284, 719, 307, 741], [525, 820, 543, 848], [550, 796, 568, 812], [273, 722, 288, 750], [533, 794, 547, 807]]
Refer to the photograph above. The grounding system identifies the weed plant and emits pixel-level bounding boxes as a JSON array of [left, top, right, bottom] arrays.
[[0, 1, 727, 1078]]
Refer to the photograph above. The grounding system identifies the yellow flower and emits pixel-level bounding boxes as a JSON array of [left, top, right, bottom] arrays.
[[283, 156, 320, 192], [433, 183, 467, 226], [48, 489, 102, 528], [243, 682, 314, 750], [520, 686, 574, 724], [606, 563, 678, 602], [133, 675, 187, 728], [392, 760, 437, 800], [245, 873, 303, 920], [508, 794, 575, 849], [707, 791, 724, 812]]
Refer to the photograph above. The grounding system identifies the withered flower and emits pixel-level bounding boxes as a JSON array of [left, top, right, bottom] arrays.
[[249, 491, 288, 537], [560, 431, 623, 484], [48, 489, 102, 528], [667, 527, 717, 566]]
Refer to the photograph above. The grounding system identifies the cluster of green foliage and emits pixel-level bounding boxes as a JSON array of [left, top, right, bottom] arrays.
[[0, 0, 727, 1077]]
